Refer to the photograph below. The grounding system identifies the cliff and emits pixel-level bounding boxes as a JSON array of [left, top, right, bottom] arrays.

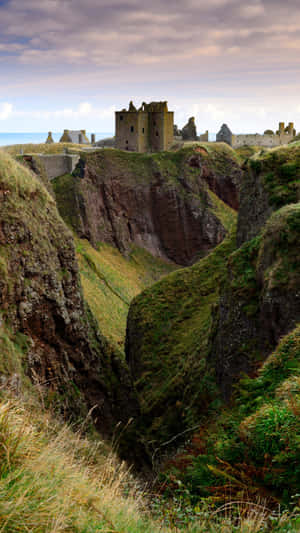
[[0, 150, 137, 436], [125, 144, 300, 471], [237, 144, 300, 245], [53, 144, 241, 266]]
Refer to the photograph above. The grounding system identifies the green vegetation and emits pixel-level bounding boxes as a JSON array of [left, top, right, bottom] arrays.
[[1, 142, 299, 530], [1, 142, 87, 157], [159, 326, 300, 510], [0, 396, 166, 533], [235, 145, 266, 164], [52, 172, 82, 230], [72, 142, 241, 189], [76, 238, 176, 351], [127, 198, 237, 447], [249, 144, 300, 208]]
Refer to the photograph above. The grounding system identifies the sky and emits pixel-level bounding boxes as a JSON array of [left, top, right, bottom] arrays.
[[0, 0, 300, 133]]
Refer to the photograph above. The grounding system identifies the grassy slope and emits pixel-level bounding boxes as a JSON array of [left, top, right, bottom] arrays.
[[164, 325, 300, 506], [0, 393, 168, 533], [76, 238, 176, 351], [127, 192, 237, 445], [1, 142, 87, 156], [2, 392, 297, 533]]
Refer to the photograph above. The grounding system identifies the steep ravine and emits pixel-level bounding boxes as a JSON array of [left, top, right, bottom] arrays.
[[125, 143, 300, 462]]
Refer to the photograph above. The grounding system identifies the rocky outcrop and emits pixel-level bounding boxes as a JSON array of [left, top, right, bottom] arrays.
[[0, 151, 138, 437], [237, 144, 300, 246], [213, 203, 300, 398], [53, 146, 241, 266]]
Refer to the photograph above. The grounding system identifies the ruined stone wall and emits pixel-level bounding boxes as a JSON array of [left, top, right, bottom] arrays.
[[164, 112, 174, 150], [149, 112, 165, 151], [199, 131, 209, 142], [115, 111, 139, 151], [232, 133, 294, 148], [137, 112, 149, 152], [39, 154, 80, 180]]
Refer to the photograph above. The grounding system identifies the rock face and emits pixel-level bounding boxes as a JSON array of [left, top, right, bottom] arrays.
[[0, 151, 138, 437], [124, 144, 300, 454], [212, 203, 300, 398], [53, 146, 241, 266], [237, 145, 300, 246], [181, 117, 197, 141]]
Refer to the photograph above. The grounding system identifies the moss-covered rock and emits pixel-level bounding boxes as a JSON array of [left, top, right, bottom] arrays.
[[0, 150, 138, 437], [125, 198, 237, 452], [213, 202, 300, 397], [237, 143, 300, 246]]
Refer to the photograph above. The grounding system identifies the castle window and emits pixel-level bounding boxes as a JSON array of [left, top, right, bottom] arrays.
[[126, 140, 128, 144], [156, 131, 159, 136], [120, 115, 123, 121], [142, 128, 145, 133], [130, 126, 134, 132]]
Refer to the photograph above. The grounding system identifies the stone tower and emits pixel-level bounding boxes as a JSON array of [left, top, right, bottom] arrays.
[[115, 101, 174, 152]]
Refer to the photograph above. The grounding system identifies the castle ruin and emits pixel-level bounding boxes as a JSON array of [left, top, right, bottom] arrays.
[[216, 122, 296, 148], [115, 101, 174, 152], [59, 130, 90, 144]]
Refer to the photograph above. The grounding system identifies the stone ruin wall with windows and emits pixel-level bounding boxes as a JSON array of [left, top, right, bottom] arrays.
[[115, 101, 174, 152]]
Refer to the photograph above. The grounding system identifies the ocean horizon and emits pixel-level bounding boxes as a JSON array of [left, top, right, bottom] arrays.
[[0, 132, 114, 147]]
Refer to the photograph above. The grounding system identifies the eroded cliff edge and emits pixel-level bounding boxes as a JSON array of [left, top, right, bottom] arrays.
[[53, 144, 241, 266]]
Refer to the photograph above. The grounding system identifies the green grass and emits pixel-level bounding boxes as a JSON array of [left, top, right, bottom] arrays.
[[1, 142, 88, 157], [249, 144, 300, 208], [157, 325, 300, 512], [76, 238, 177, 352]]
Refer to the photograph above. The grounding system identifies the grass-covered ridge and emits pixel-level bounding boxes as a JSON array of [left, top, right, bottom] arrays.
[[1, 142, 88, 156], [76, 238, 176, 351], [249, 143, 300, 208], [126, 196, 237, 448]]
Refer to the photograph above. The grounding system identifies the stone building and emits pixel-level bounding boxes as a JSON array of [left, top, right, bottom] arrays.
[[59, 130, 90, 144], [216, 122, 296, 148], [115, 101, 174, 152], [216, 124, 233, 145]]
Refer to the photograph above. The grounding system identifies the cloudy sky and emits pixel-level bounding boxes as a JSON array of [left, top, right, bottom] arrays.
[[0, 0, 299, 133]]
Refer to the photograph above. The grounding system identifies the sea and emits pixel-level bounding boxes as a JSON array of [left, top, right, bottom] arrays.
[[0, 132, 113, 147]]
